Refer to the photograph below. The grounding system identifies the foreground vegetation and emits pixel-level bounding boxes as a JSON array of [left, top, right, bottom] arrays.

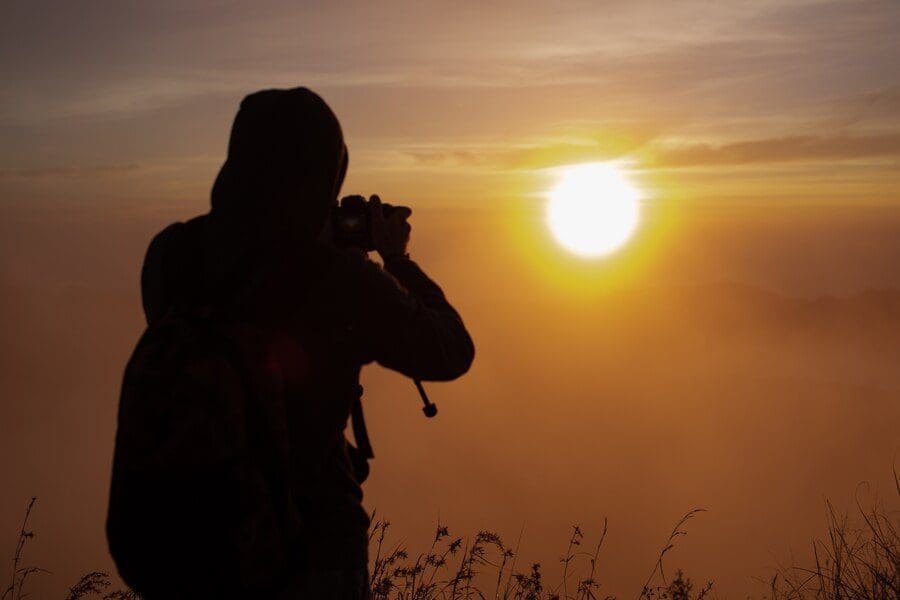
[[4, 469, 897, 599], [367, 509, 711, 600]]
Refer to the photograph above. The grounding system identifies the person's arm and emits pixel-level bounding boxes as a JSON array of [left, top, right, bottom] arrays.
[[356, 254, 474, 381], [354, 196, 474, 381]]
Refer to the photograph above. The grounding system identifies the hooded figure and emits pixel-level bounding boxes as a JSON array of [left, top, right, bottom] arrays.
[[132, 88, 474, 599], [211, 88, 348, 247], [143, 87, 349, 319]]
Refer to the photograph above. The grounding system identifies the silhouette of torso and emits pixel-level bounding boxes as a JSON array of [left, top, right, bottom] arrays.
[[141, 214, 474, 569]]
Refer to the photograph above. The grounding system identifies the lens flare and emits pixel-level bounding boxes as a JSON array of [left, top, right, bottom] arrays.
[[546, 162, 641, 257]]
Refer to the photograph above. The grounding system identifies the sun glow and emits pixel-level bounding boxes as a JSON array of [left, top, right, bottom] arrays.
[[546, 162, 641, 257]]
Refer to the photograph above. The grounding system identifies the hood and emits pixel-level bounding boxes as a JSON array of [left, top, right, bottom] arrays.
[[210, 87, 348, 246]]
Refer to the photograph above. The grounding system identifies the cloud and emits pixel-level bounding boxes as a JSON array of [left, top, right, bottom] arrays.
[[0, 164, 140, 180], [2, 0, 896, 125], [405, 139, 651, 171], [651, 132, 900, 167], [404, 130, 900, 172], [1, 0, 899, 204]]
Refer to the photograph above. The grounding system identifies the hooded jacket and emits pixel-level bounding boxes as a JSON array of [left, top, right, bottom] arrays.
[[139, 88, 474, 569]]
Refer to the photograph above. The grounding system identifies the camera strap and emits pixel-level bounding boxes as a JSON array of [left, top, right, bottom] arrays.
[[351, 385, 374, 459]]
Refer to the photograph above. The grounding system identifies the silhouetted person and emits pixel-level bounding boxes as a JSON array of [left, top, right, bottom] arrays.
[[108, 88, 474, 599]]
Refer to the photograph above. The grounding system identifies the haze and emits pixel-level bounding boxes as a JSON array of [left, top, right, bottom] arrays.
[[1, 1, 898, 597]]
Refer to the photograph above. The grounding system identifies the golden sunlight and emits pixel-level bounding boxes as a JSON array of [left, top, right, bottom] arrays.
[[546, 162, 641, 257]]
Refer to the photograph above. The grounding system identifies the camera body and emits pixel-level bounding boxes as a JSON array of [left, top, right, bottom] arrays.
[[332, 194, 395, 251]]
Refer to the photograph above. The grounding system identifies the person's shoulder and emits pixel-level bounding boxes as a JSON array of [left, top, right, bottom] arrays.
[[148, 222, 182, 252], [144, 222, 182, 279], [147, 215, 208, 255], [142, 215, 209, 290]]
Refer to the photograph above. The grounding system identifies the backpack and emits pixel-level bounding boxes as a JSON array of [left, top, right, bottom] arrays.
[[107, 226, 302, 598]]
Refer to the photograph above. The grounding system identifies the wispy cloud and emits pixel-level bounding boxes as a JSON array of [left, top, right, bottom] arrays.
[[1, 0, 898, 203], [404, 128, 658, 170], [0, 164, 140, 180], [401, 130, 900, 172], [652, 132, 900, 167]]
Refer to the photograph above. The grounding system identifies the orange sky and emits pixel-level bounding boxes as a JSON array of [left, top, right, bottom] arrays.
[[1, 1, 899, 597]]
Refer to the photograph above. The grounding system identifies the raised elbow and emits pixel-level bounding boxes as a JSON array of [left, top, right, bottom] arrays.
[[456, 333, 476, 377], [429, 330, 475, 381]]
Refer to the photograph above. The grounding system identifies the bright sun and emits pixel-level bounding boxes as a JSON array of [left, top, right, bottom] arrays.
[[546, 162, 641, 257]]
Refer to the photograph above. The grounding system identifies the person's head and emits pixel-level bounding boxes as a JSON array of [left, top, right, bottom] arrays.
[[210, 87, 347, 245]]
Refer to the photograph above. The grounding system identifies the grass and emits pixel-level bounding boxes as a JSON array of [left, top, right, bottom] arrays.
[[3, 468, 897, 599], [367, 510, 712, 600], [766, 467, 900, 600], [0, 497, 138, 600]]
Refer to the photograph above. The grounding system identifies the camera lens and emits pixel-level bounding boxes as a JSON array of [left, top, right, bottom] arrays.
[[342, 214, 364, 232]]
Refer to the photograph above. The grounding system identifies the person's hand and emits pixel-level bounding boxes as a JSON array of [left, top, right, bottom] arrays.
[[369, 195, 412, 262]]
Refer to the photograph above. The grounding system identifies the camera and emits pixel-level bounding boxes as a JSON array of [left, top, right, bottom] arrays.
[[332, 194, 397, 251]]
